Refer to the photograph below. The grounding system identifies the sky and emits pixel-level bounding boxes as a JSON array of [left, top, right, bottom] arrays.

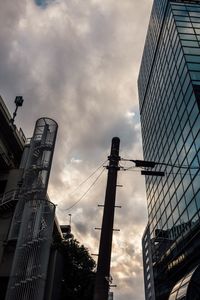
[[0, 0, 153, 299]]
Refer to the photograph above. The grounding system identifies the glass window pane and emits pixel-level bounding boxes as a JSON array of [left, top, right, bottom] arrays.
[[182, 40, 199, 47]]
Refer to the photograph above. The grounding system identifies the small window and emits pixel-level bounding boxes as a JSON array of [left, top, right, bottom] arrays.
[[173, 10, 188, 16], [181, 40, 199, 47], [185, 54, 200, 63], [188, 62, 200, 71], [176, 21, 193, 28], [180, 33, 197, 41], [172, 5, 187, 11], [191, 71, 200, 81], [178, 27, 194, 34], [183, 47, 200, 55]]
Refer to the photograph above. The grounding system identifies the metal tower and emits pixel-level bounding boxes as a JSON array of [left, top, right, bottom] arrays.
[[6, 118, 58, 300]]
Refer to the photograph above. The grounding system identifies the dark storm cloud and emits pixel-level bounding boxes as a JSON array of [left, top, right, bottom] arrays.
[[0, 0, 153, 299]]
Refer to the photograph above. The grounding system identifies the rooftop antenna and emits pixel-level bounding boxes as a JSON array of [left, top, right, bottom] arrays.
[[10, 96, 24, 125]]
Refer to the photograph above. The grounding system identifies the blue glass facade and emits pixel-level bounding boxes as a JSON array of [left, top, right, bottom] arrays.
[[138, 0, 168, 105], [142, 225, 156, 300], [139, 1, 200, 299]]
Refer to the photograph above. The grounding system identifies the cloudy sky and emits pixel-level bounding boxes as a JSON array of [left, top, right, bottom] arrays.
[[0, 0, 153, 299]]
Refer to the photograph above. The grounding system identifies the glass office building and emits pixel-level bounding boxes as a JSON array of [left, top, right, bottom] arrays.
[[138, 1, 200, 299]]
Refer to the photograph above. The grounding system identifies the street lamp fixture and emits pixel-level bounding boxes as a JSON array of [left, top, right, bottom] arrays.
[[131, 160, 156, 169], [128, 159, 165, 176], [10, 96, 24, 125], [122, 158, 199, 176]]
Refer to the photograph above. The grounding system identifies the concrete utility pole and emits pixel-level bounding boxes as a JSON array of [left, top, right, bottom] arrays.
[[93, 137, 120, 300]]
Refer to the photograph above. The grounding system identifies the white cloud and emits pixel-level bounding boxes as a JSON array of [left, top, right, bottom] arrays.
[[0, 0, 153, 299]]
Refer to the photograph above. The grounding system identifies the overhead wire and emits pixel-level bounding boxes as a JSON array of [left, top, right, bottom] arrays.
[[154, 162, 200, 170], [68, 159, 108, 196], [62, 158, 199, 211], [120, 165, 137, 171], [65, 167, 106, 211]]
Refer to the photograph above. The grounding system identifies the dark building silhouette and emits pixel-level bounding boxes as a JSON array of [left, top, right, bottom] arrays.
[[0, 95, 68, 300], [138, 1, 200, 299]]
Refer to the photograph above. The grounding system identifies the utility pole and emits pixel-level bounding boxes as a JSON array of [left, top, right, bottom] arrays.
[[93, 137, 120, 300]]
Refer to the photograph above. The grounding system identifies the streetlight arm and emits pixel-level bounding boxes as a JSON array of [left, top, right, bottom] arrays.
[[131, 160, 156, 168], [121, 158, 199, 170]]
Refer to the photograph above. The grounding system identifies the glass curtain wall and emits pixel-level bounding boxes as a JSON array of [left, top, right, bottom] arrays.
[[138, 1, 200, 260]]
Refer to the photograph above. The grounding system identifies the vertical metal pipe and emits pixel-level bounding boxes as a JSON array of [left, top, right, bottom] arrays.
[[93, 137, 120, 300]]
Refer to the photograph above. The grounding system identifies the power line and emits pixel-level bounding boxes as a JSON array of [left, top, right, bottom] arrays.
[[68, 160, 108, 196], [65, 167, 106, 211]]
